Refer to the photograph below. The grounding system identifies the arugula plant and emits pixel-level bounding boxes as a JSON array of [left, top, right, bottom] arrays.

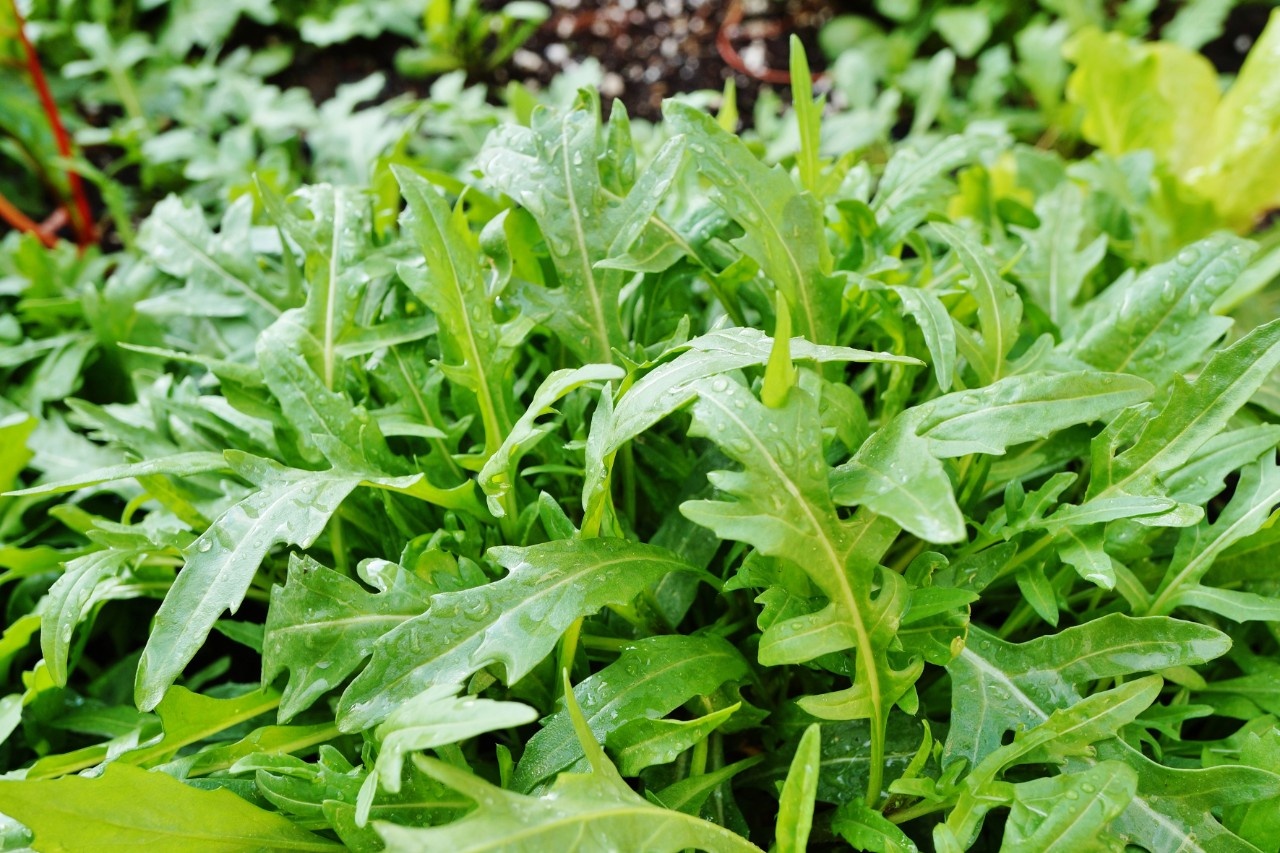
[[4, 28, 1280, 853]]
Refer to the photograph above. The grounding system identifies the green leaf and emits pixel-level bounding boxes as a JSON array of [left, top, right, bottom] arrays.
[[831, 410, 965, 543], [933, 7, 990, 59], [1186, 11, 1280, 227], [368, 683, 536, 799], [664, 101, 839, 345], [1151, 454, 1280, 616], [789, 36, 826, 196], [1065, 27, 1219, 174], [379, 675, 761, 852], [928, 222, 1022, 384], [136, 453, 422, 711], [1069, 235, 1251, 383], [136, 195, 289, 320], [939, 677, 1162, 850], [943, 615, 1230, 770], [581, 327, 916, 532], [680, 376, 920, 803], [1011, 182, 1106, 326], [41, 549, 138, 685], [395, 166, 515, 458], [4, 451, 231, 497], [650, 756, 764, 816], [833, 798, 919, 852], [871, 136, 986, 248], [338, 539, 704, 731], [1077, 740, 1280, 852], [378, 753, 764, 853], [1099, 317, 1280, 497], [256, 313, 397, 472], [479, 363, 624, 517], [263, 554, 435, 721], [513, 634, 749, 791], [476, 106, 634, 364], [886, 285, 957, 391], [776, 723, 821, 853], [0, 763, 340, 852], [611, 703, 740, 777], [918, 371, 1153, 458], [116, 684, 279, 768], [1003, 762, 1136, 851], [0, 414, 35, 493]]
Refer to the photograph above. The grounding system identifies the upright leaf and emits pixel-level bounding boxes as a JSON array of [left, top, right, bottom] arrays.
[[664, 101, 839, 345], [476, 106, 633, 363], [776, 724, 821, 853], [680, 376, 919, 804], [929, 223, 1022, 385], [1012, 182, 1107, 326], [1150, 454, 1280, 617], [395, 167, 514, 457]]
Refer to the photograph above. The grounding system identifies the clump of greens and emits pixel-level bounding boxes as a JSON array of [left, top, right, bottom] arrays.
[[5, 12, 1280, 852]]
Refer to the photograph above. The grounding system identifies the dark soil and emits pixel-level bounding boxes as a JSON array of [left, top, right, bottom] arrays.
[[263, 0, 1276, 128], [266, 1, 846, 124], [481, 0, 842, 122], [1200, 2, 1276, 72]]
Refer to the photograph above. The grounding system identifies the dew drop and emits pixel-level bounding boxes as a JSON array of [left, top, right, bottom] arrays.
[[197, 538, 213, 553]]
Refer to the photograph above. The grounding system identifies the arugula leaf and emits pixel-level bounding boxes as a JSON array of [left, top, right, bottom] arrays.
[[1068, 234, 1251, 383], [376, 717, 764, 852], [1012, 181, 1107, 327], [681, 375, 919, 804], [394, 166, 516, 459], [476, 104, 635, 364], [776, 724, 821, 853], [0, 763, 341, 851], [513, 634, 749, 791], [928, 222, 1022, 385], [664, 101, 839, 345], [1098, 317, 1280, 496], [337, 539, 705, 731], [136, 452, 442, 711], [263, 554, 435, 721], [943, 615, 1230, 770]]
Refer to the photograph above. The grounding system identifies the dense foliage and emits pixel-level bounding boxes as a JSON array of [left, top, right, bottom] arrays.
[[4, 2, 1280, 851]]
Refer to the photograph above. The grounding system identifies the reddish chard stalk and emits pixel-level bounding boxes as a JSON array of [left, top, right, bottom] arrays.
[[6, 0, 96, 248], [0, 191, 57, 248]]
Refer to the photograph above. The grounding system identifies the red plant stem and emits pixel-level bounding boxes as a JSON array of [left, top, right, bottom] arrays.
[[717, 0, 794, 85], [0, 188, 58, 248], [9, 0, 96, 248]]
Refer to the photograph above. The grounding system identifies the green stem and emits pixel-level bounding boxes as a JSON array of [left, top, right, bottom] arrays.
[[108, 64, 145, 123], [886, 797, 952, 825], [555, 617, 584, 699]]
